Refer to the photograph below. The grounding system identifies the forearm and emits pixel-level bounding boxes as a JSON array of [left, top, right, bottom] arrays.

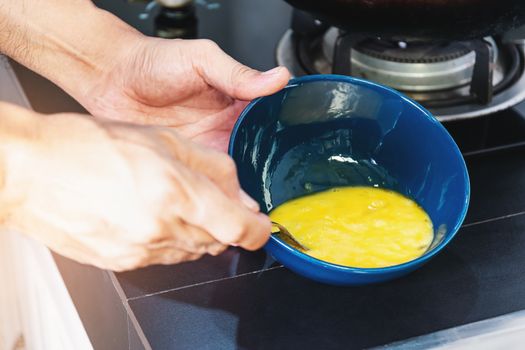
[[0, 0, 141, 101]]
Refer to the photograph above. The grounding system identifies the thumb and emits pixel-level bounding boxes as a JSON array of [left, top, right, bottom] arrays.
[[196, 40, 291, 101]]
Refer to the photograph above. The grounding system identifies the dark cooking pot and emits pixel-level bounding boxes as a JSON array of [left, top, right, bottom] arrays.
[[284, 0, 525, 40]]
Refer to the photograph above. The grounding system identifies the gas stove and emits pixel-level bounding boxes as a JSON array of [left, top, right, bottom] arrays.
[[8, 1, 525, 349], [277, 10, 525, 122]]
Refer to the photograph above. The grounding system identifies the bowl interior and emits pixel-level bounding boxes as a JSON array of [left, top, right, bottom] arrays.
[[230, 76, 470, 259]]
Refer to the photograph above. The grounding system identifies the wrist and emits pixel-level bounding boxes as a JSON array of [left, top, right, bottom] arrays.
[[0, 103, 41, 228], [56, 7, 145, 104]]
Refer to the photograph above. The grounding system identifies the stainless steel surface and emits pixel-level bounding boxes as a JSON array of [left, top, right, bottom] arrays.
[[373, 309, 525, 350], [434, 44, 525, 121], [156, 0, 193, 7], [350, 49, 474, 92], [321, 28, 495, 92], [276, 30, 302, 77], [276, 30, 525, 121]]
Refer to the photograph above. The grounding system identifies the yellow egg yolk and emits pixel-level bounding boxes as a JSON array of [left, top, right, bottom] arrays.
[[269, 186, 434, 268]]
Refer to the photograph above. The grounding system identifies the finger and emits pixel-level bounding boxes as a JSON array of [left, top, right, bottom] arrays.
[[173, 99, 248, 153], [149, 249, 203, 266], [172, 171, 272, 250], [145, 221, 228, 264], [145, 233, 226, 258], [195, 40, 291, 101], [160, 129, 260, 212], [188, 148, 259, 212], [160, 217, 228, 255], [112, 245, 203, 270], [207, 243, 228, 256]]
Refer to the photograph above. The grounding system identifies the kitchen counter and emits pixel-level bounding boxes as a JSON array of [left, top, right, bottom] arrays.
[[4, 1, 525, 349]]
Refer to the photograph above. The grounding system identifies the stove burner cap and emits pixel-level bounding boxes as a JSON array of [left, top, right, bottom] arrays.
[[354, 39, 472, 63], [277, 29, 525, 121]]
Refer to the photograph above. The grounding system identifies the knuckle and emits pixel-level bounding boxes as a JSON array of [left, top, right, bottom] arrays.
[[124, 254, 150, 271], [159, 251, 183, 265], [198, 39, 220, 52], [197, 39, 222, 74], [181, 239, 208, 255], [135, 250, 152, 266], [157, 128, 179, 144], [186, 254, 203, 263], [242, 245, 258, 252], [249, 235, 271, 251], [102, 247, 151, 271], [162, 250, 201, 265], [230, 64, 255, 97], [226, 224, 248, 245], [242, 239, 262, 251], [187, 193, 210, 224], [208, 244, 227, 256], [144, 229, 170, 246], [220, 156, 238, 176], [261, 220, 272, 237], [244, 223, 272, 251], [230, 64, 252, 82]]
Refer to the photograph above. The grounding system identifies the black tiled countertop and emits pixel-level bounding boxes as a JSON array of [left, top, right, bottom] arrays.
[[52, 144, 525, 350], [462, 146, 525, 224], [123, 145, 525, 349], [128, 214, 525, 350], [8, 0, 525, 349]]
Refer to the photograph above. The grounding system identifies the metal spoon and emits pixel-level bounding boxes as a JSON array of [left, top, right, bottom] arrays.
[[271, 222, 309, 251]]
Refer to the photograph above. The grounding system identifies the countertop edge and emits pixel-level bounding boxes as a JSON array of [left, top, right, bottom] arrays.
[[108, 271, 153, 350]]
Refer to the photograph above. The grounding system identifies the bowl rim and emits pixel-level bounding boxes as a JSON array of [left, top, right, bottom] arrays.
[[228, 74, 471, 274]]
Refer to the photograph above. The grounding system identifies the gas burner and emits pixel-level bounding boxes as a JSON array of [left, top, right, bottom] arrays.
[[353, 39, 472, 64], [277, 28, 525, 121], [320, 28, 500, 93]]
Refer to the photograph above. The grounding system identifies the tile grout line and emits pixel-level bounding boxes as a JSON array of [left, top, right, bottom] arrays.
[[461, 142, 525, 158], [127, 265, 284, 301], [125, 210, 525, 302], [463, 211, 525, 228]]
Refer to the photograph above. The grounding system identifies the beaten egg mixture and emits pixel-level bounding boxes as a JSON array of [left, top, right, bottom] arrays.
[[269, 186, 433, 268]]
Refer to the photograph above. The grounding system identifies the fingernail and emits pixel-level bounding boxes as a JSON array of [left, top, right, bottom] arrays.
[[261, 66, 283, 76], [239, 189, 260, 211]]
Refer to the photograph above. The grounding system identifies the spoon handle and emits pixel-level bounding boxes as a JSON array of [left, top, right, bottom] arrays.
[[271, 222, 309, 251]]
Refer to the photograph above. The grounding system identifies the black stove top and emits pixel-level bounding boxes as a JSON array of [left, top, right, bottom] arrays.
[[12, 1, 525, 349], [276, 9, 525, 123]]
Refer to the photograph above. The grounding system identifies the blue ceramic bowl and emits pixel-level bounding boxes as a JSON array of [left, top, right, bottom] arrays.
[[228, 75, 470, 285]]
